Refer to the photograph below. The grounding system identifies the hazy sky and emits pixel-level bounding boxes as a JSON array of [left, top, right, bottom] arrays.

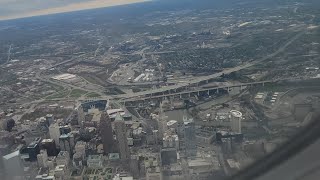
[[0, 0, 150, 20]]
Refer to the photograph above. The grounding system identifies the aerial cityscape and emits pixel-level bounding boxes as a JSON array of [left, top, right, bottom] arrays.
[[0, 0, 320, 179]]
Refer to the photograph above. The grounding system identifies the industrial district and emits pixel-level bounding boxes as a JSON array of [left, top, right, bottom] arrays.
[[0, 0, 320, 180]]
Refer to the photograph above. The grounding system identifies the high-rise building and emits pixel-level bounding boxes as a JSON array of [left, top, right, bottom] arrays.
[[230, 110, 242, 134], [184, 116, 197, 157], [87, 154, 103, 168], [49, 122, 61, 147], [163, 133, 179, 150], [45, 114, 54, 125], [56, 151, 70, 167], [73, 141, 87, 168], [157, 102, 167, 141], [145, 154, 162, 180], [40, 139, 57, 156], [114, 114, 130, 159], [130, 155, 140, 178], [37, 149, 48, 168], [54, 164, 68, 180], [100, 110, 114, 154], [59, 133, 75, 156], [26, 137, 41, 161], [77, 106, 85, 126], [59, 125, 71, 135]]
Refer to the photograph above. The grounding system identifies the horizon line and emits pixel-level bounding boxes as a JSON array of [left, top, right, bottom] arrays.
[[0, 0, 151, 21]]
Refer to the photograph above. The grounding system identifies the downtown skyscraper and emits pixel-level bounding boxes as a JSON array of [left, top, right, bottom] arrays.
[[100, 111, 114, 154], [114, 114, 130, 159]]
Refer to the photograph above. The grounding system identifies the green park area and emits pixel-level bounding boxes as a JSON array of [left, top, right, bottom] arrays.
[[69, 89, 87, 98]]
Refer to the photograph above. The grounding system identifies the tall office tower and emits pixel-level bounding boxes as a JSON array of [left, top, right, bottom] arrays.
[[40, 139, 57, 156], [59, 133, 75, 156], [100, 110, 113, 154], [230, 110, 242, 134], [49, 122, 61, 147], [37, 149, 48, 168], [56, 151, 70, 167], [157, 102, 167, 141], [114, 114, 130, 159], [77, 106, 85, 126], [130, 155, 140, 178], [27, 141, 41, 161], [184, 116, 197, 157], [45, 114, 54, 125]]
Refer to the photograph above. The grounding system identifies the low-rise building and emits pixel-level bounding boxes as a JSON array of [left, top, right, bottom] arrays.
[[87, 155, 103, 168]]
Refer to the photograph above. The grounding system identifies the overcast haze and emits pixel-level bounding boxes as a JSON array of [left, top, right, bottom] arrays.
[[0, 0, 150, 20]]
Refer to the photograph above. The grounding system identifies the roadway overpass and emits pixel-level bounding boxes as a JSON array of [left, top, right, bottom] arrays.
[[117, 80, 274, 102], [80, 79, 279, 103], [109, 29, 307, 102]]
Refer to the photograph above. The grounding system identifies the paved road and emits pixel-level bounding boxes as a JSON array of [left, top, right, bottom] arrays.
[[83, 78, 300, 102], [7, 44, 12, 63], [107, 29, 307, 101], [119, 80, 274, 101], [20, 28, 307, 109], [35, 57, 105, 97]]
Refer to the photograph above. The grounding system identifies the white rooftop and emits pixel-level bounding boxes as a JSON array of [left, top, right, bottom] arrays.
[[230, 110, 242, 118], [3, 150, 20, 160], [188, 158, 211, 167], [52, 73, 76, 80], [167, 120, 178, 126], [42, 139, 54, 143]]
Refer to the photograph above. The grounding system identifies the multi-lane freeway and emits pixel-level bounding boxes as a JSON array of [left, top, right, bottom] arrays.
[[36, 28, 307, 104], [107, 29, 307, 101]]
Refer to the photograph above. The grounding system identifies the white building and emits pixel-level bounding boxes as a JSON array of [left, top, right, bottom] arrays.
[[54, 165, 68, 180], [146, 166, 162, 180], [74, 141, 86, 157], [230, 110, 242, 134], [163, 133, 179, 150], [144, 154, 162, 180], [56, 151, 70, 167], [35, 174, 55, 180], [87, 155, 103, 168], [37, 150, 48, 168], [167, 120, 178, 132], [188, 158, 213, 175], [49, 123, 61, 147], [113, 174, 134, 180]]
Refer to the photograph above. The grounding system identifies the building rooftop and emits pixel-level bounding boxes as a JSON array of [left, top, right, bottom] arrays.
[[42, 139, 54, 143], [121, 177, 134, 180], [114, 113, 124, 121], [227, 159, 240, 169], [88, 154, 102, 160], [188, 158, 211, 167], [92, 111, 102, 122], [57, 151, 69, 158], [52, 73, 76, 80], [84, 167, 113, 180], [107, 109, 124, 116], [230, 110, 242, 118], [167, 120, 178, 126], [28, 141, 39, 148], [60, 133, 73, 139], [46, 114, 53, 118], [3, 150, 20, 160], [109, 153, 120, 160]]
